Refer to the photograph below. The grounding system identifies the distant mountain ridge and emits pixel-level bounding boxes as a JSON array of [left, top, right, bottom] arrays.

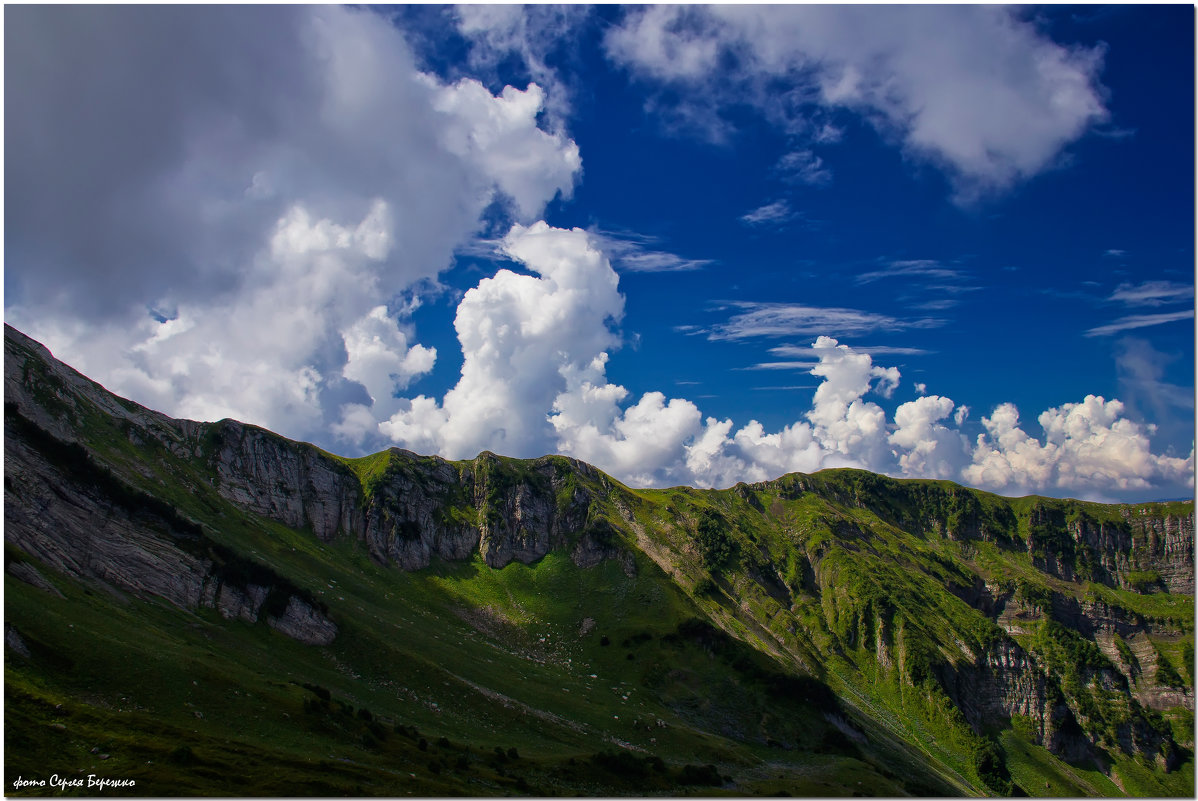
[[5, 322, 1195, 796]]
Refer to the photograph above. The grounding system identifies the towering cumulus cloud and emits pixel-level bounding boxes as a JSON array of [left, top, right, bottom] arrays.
[[378, 222, 625, 459]]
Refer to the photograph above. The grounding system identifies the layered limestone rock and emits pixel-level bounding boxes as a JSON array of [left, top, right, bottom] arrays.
[[7, 560, 66, 599], [4, 326, 629, 650], [4, 324, 194, 455], [207, 433, 617, 572], [357, 454, 478, 570], [473, 454, 592, 569], [210, 420, 364, 542], [4, 390, 338, 646], [943, 639, 1093, 762], [1124, 512, 1195, 593], [5, 424, 216, 611], [5, 325, 628, 624], [1024, 503, 1195, 594], [267, 596, 338, 646]]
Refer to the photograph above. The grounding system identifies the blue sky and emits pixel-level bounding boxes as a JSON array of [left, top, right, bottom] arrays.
[[5, 5, 1194, 502]]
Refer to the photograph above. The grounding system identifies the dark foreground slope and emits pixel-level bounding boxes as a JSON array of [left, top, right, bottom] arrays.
[[4, 323, 1194, 797]]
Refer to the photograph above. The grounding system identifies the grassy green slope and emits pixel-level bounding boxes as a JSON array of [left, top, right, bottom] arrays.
[[615, 471, 1194, 797], [6, 535, 926, 796]]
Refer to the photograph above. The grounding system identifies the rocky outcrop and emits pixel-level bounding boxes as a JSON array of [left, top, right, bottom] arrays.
[[6, 624, 31, 660], [1124, 511, 1195, 593], [1023, 503, 1195, 594], [210, 420, 364, 542], [209, 432, 617, 572], [216, 582, 271, 623], [356, 454, 477, 570], [7, 560, 66, 599], [4, 402, 337, 646], [473, 454, 593, 569], [267, 596, 338, 646], [5, 414, 215, 610], [944, 639, 1093, 761]]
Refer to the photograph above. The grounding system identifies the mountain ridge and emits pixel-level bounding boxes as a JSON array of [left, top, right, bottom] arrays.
[[4, 322, 1194, 796]]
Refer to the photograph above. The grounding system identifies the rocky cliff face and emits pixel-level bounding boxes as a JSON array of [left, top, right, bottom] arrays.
[[209, 419, 364, 543], [204, 419, 618, 572], [1124, 512, 1195, 593], [4, 404, 337, 646], [1023, 503, 1195, 593], [945, 639, 1095, 763]]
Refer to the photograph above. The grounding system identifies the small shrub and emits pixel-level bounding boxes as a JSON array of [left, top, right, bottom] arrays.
[[1156, 653, 1184, 687], [169, 745, 194, 764], [695, 509, 738, 571], [418, 738, 429, 752], [303, 683, 331, 701], [1015, 581, 1052, 610], [678, 763, 722, 786], [972, 738, 1012, 796], [1127, 570, 1162, 593]]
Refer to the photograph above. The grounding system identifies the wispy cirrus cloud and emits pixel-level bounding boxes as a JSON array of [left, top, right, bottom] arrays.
[[752, 384, 819, 391], [911, 298, 963, 312], [770, 343, 932, 358], [739, 199, 798, 227], [1108, 280, 1192, 307], [705, 302, 942, 341], [1085, 309, 1195, 337], [855, 259, 966, 285], [738, 361, 820, 371], [590, 228, 715, 273], [776, 149, 832, 186], [1084, 279, 1194, 336], [856, 258, 978, 312]]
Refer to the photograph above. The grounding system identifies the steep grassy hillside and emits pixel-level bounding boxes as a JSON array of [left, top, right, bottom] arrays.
[[4, 324, 1194, 796]]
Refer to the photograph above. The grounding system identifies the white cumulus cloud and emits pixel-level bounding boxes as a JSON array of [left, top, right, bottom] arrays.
[[605, 5, 1109, 200], [381, 222, 624, 459], [963, 397, 1193, 498], [890, 395, 971, 480]]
